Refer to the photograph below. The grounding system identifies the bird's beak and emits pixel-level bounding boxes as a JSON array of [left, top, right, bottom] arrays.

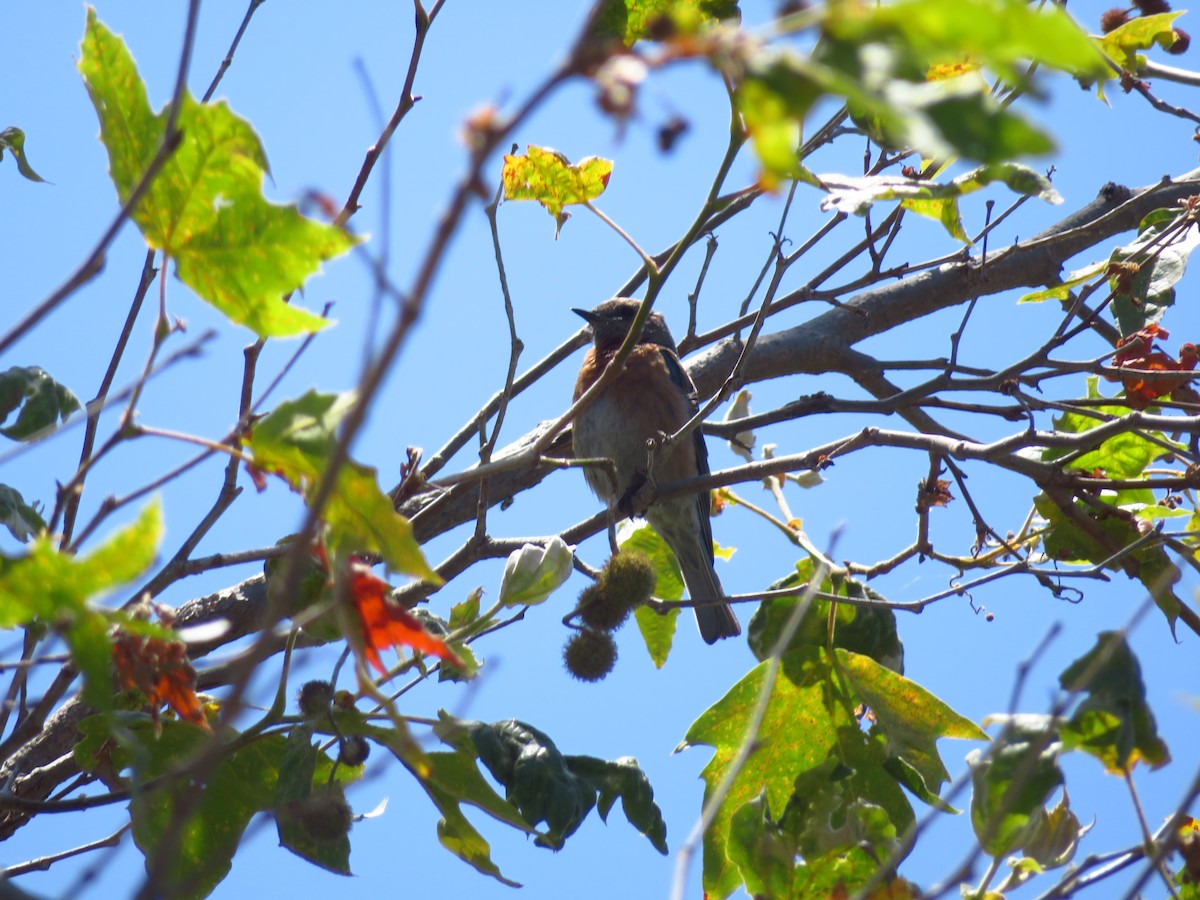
[[572, 307, 600, 327]]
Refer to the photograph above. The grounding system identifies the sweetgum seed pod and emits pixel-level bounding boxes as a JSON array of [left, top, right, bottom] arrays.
[[297, 680, 334, 718], [563, 629, 618, 682], [599, 551, 657, 613], [578, 581, 631, 632]]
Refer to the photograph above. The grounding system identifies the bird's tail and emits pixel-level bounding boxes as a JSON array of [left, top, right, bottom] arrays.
[[684, 559, 742, 644]]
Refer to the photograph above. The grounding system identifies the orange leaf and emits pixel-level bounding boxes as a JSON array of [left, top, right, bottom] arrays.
[[348, 562, 465, 675], [113, 631, 209, 731], [1110, 326, 1198, 408]]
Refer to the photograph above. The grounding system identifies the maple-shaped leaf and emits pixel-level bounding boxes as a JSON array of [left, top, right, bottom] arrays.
[[113, 629, 209, 731], [78, 11, 357, 338], [838, 651, 987, 800], [346, 561, 464, 675], [1059, 631, 1171, 774], [502, 145, 612, 237]]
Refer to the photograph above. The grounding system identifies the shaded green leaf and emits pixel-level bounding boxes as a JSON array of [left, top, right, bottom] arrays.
[[0, 484, 46, 542], [747, 559, 902, 671], [0, 366, 81, 441], [78, 11, 355, 338], [1059, 631, 1170, 773], [1033, 491, 1183, 635], [274, 726, 352, 875], [1107, 206, 1200, 336], [1022, 790, 1088, 870], [0, 126, 48, 182], [969, 717, 1064, 857], [438, 715, 667, 854]]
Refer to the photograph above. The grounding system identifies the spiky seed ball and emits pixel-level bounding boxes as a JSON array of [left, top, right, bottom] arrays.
[[599, 551, 657, 614], [578, 582, 631, 632], [1169, 28, 1191, 54], [338, 735, 371, 767], [297, 680, 334, 718], [1132, 0, 1172, 14], [1100, 7, 1131, 32], [563, 629, 618, 682], [291, 790, 353, 843]]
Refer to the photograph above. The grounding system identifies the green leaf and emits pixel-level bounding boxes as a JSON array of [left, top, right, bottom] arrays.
[[1058, 631, 1171, 773], [1019, 260, 1106, 303], [825, 0, 1111, 84], [1096, 12, 1184, 73], [1021, 790, 1088, 870], [563, 754, 668, 854], [1107, 206, 1200, 336], [274, 726, 352, 875], [588, 0, 740, 46], [78, 11, 355, 338], [131, 730, 288, 898], [423, 751, 524, 887], [618, 521, 681, 667], [501, 145, 612, 236], [438, 716, 667, 854], [78, 716, 336, 899], [821, 164, 1059, 242], [746, 559, 902, 672], [0, 484, 46, 542], [969, 717, 1063, 858], [1042, 377, 1172, 478], [245, 391, 439, 583], [0, 499, 161, 628], [727, 793, 797, 900], [0, 500, 161, 711], [0, 366, 81, 441], [838, 649, 988, 799], [681, 648, 917, 898], [1033, 491, 1184, 635], [0, 126, 48, 182], [447, 589, 482, 632], [497, 537, 574, 607]]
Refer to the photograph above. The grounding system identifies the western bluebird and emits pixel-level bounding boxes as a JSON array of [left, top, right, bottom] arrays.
[[572, 298, 741, 644]]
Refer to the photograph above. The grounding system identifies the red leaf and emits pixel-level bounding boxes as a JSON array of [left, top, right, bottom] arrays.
[[113, 631, 209, 731], [347, 562, 465, 675], [1109, 326, 1198, 408]]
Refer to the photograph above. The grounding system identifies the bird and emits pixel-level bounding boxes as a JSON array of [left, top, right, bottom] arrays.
[[572, 298, 741, 643]]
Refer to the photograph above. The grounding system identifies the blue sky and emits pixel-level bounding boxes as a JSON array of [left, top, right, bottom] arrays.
[[1, 2, 1197, 898]]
